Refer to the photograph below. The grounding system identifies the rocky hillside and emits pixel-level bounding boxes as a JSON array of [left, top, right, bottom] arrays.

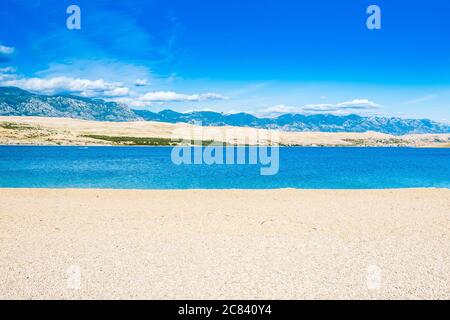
[[0, 86, 140, 121], [134, 110, 450, 135]]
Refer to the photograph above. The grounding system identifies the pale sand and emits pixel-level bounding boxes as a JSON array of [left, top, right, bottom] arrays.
[[1, 188, 449, 299], [1, 116, 449, 147]]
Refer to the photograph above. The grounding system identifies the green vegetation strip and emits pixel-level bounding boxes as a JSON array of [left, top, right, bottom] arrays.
[[343, 138, 407, 146], [81, 134, 228, 146], [0, 122, 36, 130]]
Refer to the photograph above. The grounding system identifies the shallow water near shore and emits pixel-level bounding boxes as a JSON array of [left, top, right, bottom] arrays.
[[0, 146, 449, 189]]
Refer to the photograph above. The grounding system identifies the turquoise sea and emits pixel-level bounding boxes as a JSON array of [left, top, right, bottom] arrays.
[[0, 146, 449, 189]]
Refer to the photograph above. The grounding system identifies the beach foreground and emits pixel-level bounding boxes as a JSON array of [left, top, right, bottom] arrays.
[[1, 188, 449, 299]]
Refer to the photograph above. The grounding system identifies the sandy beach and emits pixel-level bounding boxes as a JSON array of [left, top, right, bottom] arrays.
[[0, 188, 449, 299]]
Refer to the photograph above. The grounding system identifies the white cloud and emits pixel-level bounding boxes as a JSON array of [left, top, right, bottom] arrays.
[[103, 87, 130, 97], [224, 109, 245, 115], [336, 99, 380, 108], [303, 99, 379, 112], [2, 76, 130, 97], [257, 99, 381, 117], [109, 97, 153, 108], [1, 72, 228, 111], [36, 60, 154, 89], [183, 107, 218, 113], [0, 66, 16, 73], [109, 91, 226, 108], [0, 66, 17, 81], [0, 45, 14, 55], [253, 104, 303, 117], [263, 104, 301, 114], [139, 91, 226, 102], [302, 104, 339, 112], [134, 78, 149, 86]]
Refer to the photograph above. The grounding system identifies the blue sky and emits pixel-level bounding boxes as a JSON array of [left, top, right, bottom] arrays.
[[0, 0, 449, 121]]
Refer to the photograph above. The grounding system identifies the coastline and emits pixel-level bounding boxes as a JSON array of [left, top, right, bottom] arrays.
[[1, 188, 449, 299], [1, 144, 446, 149], [1, 116, 449, 147]]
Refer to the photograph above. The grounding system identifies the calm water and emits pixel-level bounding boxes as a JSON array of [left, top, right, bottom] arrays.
[[0, 146, 449, 189]]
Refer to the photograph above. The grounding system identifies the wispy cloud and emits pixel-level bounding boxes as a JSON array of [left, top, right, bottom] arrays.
[[182, 107, 218, 113], [256, 105, 302, 116], [103, 87, 130, 97], [139, 91, 227, 102], [304, 99, 379, 112], [0, 67, 17, 81], [256, 99, 380, 117], [134, 79, 149, 86], [0, 44, 15, 62], [336, 99, 380, 108], [0, 45, 14, 55], [111, 97, 152, 108], [109, 91, 227, 108], [403, 94, 438, 105]]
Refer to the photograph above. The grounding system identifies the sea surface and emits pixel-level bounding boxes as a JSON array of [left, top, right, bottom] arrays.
[[0, 146, 449, 189]]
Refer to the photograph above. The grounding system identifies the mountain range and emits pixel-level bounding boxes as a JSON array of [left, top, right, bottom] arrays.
[[1, 86, 449, 135]]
